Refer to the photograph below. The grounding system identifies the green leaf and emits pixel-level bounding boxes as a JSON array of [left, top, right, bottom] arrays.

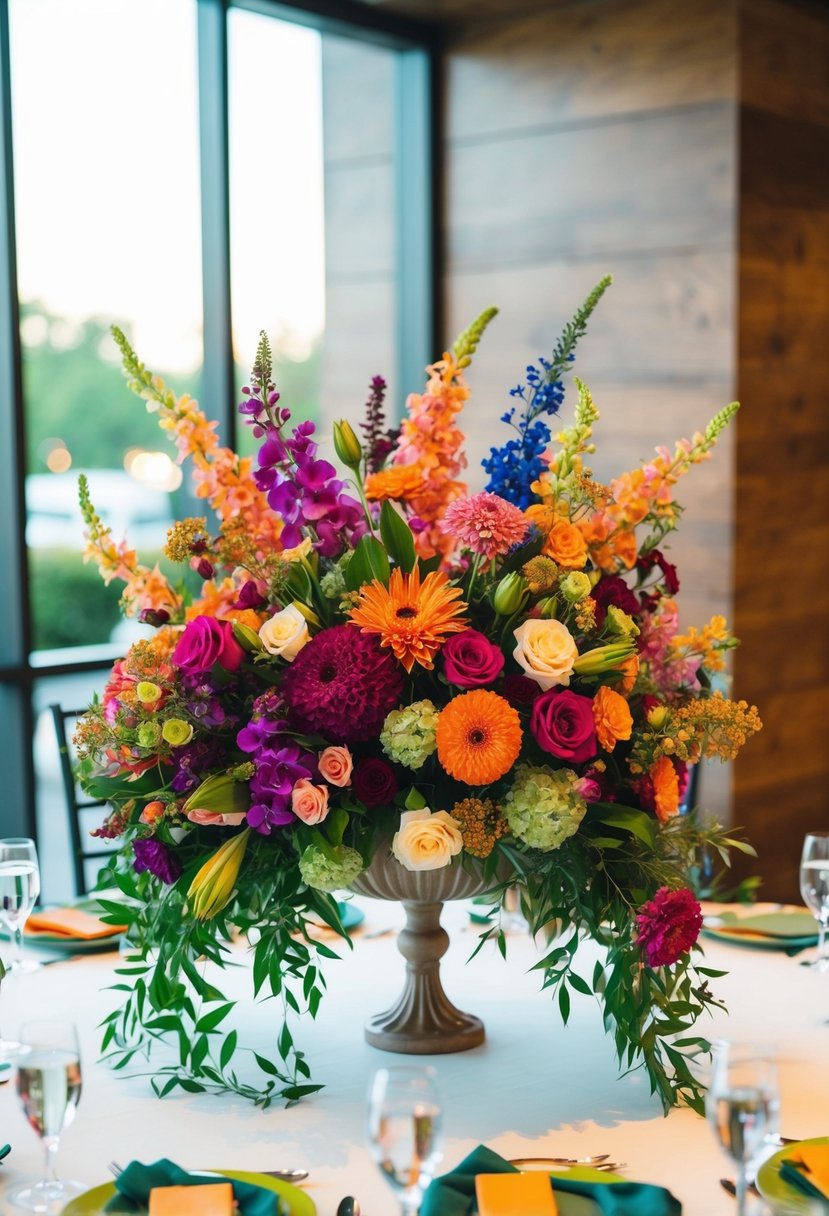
[[195, 1002, 234, 1033], [220, 1029, 238, 1070], [345, 534, 391, 591], [567, 973, 592, 997], [558, 984, 571, 1024], [254, 1052, 281, 1078], [379, 501, 416, 572], [588, 804, 657, 848]]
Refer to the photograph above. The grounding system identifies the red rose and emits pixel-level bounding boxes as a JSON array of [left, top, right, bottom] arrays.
[[442, 629, 505, 688], [352, 758, 398, 808], [530, 688, 597, 765], [172, 616, 245, 676], [502, 674, 542, 710]]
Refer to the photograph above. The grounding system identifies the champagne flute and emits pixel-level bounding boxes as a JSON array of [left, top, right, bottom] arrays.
[[367, 1065, 443, 1215], [800, 832, 829, 971], [10, 1019, 84, 1211], [0, 837, 42, 976], [706, 1041, 780, 1216]]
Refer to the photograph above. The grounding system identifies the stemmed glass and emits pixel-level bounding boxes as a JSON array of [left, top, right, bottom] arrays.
[[706, 1041, 780, 1216], [10, 1019, 84, 1211], [367, 1065, 443, 1215], [0, 837, 42, 975], [800, 833, 829, 971]]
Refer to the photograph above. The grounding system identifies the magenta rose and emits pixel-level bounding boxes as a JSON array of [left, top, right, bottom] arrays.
[[172, 616, 245, 675], [530, 688, 597, 765], [352, 758, 398, 808], [442, 629, 505, 688]]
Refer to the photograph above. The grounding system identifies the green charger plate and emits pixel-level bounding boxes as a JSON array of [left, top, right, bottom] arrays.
[[1, 897, 127, 953], [701, 910, 818, 952], [60, 1169, 315, 1215], [756, 1136, 829, 1211]]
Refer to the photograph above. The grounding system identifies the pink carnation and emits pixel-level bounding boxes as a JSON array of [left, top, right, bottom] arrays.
[[635, 886, 702, 968], [442, 491, 527, 560]]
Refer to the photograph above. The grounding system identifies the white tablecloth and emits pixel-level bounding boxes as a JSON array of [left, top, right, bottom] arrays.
[[0, 901, 825, 1215]]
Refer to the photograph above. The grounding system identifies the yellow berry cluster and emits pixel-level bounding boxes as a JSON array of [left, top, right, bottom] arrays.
[[450, 797, 509, 858], [164, 517, 210, 563]]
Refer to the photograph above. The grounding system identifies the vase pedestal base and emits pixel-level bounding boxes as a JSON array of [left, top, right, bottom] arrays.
[[362, 897, 486, 1055]]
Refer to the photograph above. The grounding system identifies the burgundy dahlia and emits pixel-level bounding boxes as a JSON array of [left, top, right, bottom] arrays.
[[635, 886, 702, 968], [281, 626, 404, 743]]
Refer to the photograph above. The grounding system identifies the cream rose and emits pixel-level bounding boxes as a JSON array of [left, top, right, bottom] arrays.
[[258, 604, 309, 660], [291, 779, 330, 825], [513, 618, 578, 689], [392, 809, 463, 872], [319, 745, 353, 787]]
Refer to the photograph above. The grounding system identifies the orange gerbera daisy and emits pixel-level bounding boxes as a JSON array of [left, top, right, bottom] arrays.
[[436, 690, 522, 785], [349, 567, 468, 672]]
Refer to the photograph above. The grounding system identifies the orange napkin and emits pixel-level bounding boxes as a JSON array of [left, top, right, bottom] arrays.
[[789, 1144, 829, 1198], [149, 1182, 234, 1215], [26, 906, 126, 940], [475, 1172, 559, 1215]]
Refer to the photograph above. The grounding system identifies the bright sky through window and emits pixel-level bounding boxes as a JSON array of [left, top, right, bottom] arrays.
[[10, 0, 325, 375]]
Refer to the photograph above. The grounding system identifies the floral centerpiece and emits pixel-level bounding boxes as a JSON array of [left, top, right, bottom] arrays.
[[75, 277, 760, 1112]]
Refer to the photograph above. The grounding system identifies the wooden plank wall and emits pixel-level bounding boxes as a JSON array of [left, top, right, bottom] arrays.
[[442, 0, 739, 821], [733, 0, 829, 899]]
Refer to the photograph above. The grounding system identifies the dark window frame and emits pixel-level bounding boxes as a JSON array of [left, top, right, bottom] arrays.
[[0, 0, 441, 837]]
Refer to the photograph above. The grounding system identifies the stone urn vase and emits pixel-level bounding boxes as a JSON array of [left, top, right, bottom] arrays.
[[350, 847, 501, 1055]]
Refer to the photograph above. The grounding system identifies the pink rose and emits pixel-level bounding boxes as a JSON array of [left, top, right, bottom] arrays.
[[186, 809, 247, 827], [531, 688, 597, 765], [442, 629, 505, 688], [319, 746, 353, 787], [291, 779, 330, 825], [172, 616, 245, 675]]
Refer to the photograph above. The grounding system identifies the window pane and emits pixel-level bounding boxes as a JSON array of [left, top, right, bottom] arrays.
[[228, 10, 325, 454], [10, 0, 203, 655]]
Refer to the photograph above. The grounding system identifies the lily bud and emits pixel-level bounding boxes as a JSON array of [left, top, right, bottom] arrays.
[[535, 596, 558, 619], [188, 828, 251, 921], [231, 620, 264, 653], [182, 772, 250, 820], [493, 572, 528, 616], [333, 419, 363, 470], [290, 600, 321, 629], [572, 639, 636, 676]]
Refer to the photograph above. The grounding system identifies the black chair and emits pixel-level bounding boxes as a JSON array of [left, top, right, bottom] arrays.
[[50, 704, 115, 896]]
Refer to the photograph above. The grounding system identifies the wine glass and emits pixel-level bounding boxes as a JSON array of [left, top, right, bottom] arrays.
[[800, 832, 829, 971], [0, 837, 42, 975], [367, 1065, 443, 1215], [706, 1041, 780, 1216], [9, 1019, 84, 1211]]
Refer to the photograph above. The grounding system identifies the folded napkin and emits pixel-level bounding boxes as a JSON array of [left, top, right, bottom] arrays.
[[420, 1145, 682, 1216], [26, 906, 126, 940], [103, 1158, 284, 1215], [779, 1144, 829, 1207]]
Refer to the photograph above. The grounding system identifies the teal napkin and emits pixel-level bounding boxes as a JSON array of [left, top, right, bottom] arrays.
[[103, 1158, 283, 1214], [420, 1145, 682, 1216], [779, 1159, 829, 1208]]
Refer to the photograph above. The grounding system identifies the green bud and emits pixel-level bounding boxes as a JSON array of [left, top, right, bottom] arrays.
[[137, 721, 162, 749], [572, 640, 635, 677], [333, 419, 363, 470], [560, 572, 591, 603], [182, 772, 250, 818], [493, 572, 527, 616], [536, 596, 558, 619], [605, 605, 640, 638], [161, 717, 194, 747], [231, 620, 264, 652]]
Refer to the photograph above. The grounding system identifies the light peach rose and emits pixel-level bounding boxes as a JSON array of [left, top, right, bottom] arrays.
[[319, 745, 353, 787], [392, 808, 463, 872], [258, 604, 309, 660], [512, 618, 578, 689], [291, 779, 330, 825], [186, 809, 248, 827]]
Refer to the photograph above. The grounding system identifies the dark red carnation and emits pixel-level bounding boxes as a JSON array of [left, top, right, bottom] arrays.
[[281, 626, 403, 743], [637, 549, 680, 596], [591, 576, 640, 627], [352, 758, 398, 807], [502, 675, 542, 710], [635, 887, 702, 967]]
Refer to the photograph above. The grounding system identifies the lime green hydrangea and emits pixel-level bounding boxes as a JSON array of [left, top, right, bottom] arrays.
[[299, 844, 364, 893], [605, 604, 640, 638], [503, 763, 587, 851], [320, 564, 347, 600], [380, 700, 439, 770]]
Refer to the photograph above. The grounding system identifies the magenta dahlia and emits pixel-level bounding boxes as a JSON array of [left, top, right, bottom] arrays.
[[442, 491, 528, 560], [635, 886, 702, 968], [281, 626, 404, 743]]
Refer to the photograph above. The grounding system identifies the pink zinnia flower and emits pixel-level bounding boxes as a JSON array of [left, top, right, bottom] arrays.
[[442, 491, 528, 560], [635, 887, 702, 968]]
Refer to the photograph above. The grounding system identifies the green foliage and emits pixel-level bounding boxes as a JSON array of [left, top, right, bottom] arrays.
[[379, 501, 416, 572], [543, 275, 612, 388], [344, 534, 390, 591], [451, 307, 499, 369]]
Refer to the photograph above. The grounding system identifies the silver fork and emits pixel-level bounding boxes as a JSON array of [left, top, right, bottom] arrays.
[[109, 1161, 310, 1183], [510, 1155, 611, 1167]]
